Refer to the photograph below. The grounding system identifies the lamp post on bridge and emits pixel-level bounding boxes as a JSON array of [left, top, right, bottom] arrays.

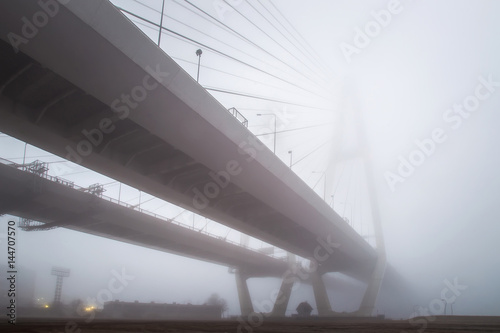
[[157, 0, 166, 46], [196, 49, 203, 82], [257, 113, 276, 154]]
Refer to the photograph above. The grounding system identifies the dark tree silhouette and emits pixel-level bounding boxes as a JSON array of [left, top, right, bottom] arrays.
[[205, 293, 228, 317]]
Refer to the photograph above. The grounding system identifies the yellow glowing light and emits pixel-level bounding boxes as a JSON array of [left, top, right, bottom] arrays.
[[44, 304, 49, 308]]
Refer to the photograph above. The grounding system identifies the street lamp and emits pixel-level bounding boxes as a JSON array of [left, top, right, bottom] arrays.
[[195, 49, 203, 82], [257, 113, 276, 154], [288, 150, 293, 168]]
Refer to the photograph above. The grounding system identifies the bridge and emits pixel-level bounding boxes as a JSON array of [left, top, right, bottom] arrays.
[[0, 158, 292, 277], [0, 0, 385, 317]]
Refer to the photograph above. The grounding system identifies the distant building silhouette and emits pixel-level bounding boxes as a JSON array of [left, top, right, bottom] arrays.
[[102, 300, 222, 320]]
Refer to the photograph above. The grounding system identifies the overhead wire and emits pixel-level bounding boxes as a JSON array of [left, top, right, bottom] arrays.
[[124, 192, 157, 206], [178, 0, 331, 96], [354, 160, 364, 233], [137, 196, 158, 206], [249, 0, 327, 77], [204, 87, 331, 111], [132, 0, 309, 89], [45, 160, 73, 165], [5, 154, 60, 160], [257, 0, 317, 60], [221, 0, 328, 86], [267, 0, 334, 75], [359, 166, 364, 236], [312, 171, 326, 191], [291, 140, 330, 167], [248, 119, 328, 132], [128, 18, 323, 99], [255, 122, 332, 137], [152, 201, 171, 212], [333, 161, 346, 199], [342, 160, 355, 218], [100, 180, 119, 187], [255, 0, 328, 74], [171, 56, 323, 100], [59, 170, 92, 177], [121, 7, 328, 99], [238, 107, 325, 115]]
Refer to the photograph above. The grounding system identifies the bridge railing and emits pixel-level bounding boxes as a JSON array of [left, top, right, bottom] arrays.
[[0, 157, 18, 166], [2, 158, 288, 262], [227, 107, 248, 128]]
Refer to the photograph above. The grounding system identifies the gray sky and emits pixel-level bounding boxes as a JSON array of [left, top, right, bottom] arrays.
[[1, 0, 500, 318]]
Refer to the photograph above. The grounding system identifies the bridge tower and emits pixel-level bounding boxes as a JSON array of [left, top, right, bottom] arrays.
[[232, 80, 386, 318], [321, 79, 387, 317]]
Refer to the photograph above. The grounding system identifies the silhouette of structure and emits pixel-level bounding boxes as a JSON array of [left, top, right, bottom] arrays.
[[102, 301, 222, 320], [296, 302, 313, 317], [51, 267, 70, 305]]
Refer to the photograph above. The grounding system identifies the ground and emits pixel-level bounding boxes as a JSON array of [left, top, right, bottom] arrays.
[[2, 316, 500, 333]]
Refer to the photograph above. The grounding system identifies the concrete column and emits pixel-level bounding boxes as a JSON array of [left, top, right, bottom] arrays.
[[357, 255, 386, 316], [311, 271, 332, 316], [235, 270, 254, 316], [270, 275, 294, 317]]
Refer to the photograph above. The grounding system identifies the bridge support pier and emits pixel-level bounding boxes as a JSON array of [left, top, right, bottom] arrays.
[[357, 255, 386, 316], [270, 274, 294, 317], [235, 270, 254, 316], [311, 271, 333, 316]]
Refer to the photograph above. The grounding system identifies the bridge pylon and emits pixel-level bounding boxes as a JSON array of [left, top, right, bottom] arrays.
[[311, 271, 333, 316], [233, 252, 296, 318], [320, 80, 387, 317], [234, 269, 254, 316], [269, 253, 296, 317]]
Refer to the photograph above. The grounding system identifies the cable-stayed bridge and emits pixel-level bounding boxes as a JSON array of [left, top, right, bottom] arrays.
[[0, 0, 386, 317]]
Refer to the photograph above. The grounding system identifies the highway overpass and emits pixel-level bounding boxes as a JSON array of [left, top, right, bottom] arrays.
[[0, 0, 383, 316], [0, 159, 290, 277]]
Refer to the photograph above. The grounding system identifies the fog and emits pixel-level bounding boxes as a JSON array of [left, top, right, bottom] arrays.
[[1, 0, 500, 320]]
